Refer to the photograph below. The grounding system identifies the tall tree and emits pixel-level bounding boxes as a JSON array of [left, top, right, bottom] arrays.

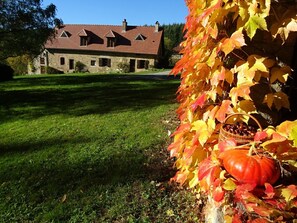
[[0, 0, 62, 61]]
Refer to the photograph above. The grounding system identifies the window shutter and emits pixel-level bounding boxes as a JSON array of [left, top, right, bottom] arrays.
[[108, 59, 111, 67]]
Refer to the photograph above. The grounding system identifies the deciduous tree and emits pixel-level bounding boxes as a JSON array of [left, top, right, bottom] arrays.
[[0, 0, 62, 61]]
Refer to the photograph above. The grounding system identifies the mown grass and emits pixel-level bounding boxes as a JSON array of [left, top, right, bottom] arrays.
[[0, 73, 202, 223]]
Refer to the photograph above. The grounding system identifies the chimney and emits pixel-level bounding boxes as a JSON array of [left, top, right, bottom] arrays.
[[154, 21, 160, 32], [122, 19, 127, 33]]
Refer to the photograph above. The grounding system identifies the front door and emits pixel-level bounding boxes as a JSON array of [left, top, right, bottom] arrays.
[[129, 59, 135, 72], [69, 59, 74, 70]]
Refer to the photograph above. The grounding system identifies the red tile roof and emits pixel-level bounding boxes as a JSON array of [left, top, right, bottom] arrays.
[[45, 24, 163, 56]]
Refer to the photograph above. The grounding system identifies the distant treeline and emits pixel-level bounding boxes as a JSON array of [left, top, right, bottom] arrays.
[[160, 23, 185, 67], [162, 23, 185, 50]]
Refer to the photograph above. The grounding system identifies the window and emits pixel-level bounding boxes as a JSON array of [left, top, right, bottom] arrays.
[[60, 57, 65, 65], [91, 60, 96, 66], [80, 37, 88, 46], [40, 57, 45, 65], [137, 60, 149, 69], [99, 58, 111, 67], [107, 38, 115, 47]]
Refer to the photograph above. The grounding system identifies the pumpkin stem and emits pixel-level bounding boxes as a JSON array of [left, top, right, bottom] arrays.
[[248, 144, 255, 156]]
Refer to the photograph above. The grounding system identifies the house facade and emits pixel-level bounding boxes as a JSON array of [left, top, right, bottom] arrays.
[[30, 20, 164, 74]]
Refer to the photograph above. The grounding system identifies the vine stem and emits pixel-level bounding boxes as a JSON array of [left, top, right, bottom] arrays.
[[271, 5, 280, 23]]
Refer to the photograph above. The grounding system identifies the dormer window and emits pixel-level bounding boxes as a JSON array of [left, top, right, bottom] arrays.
[[105, 30, 117, 47], [60, 31, 70, 38], [78, 29, 90, 46], [107, 38, 115, 47], [135, 34, 146, 41], [80, 36, 88, 46]]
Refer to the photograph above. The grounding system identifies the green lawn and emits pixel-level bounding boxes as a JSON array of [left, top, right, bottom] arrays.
[[0, 74, 201, 222]]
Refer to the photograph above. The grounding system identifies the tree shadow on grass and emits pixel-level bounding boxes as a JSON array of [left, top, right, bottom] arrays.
[[0, 134, 175, 209], [0, 74, 180, 123]]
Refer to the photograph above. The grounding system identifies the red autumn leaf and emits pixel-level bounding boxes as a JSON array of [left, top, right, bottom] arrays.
[[264, 199, 286, 210], [218, 138, 237, 153], [235, 183, 257, 201], [249, 218, 270, 223], [191, 93, 207, 112], [198, 157, 221, 191], [254, 131, 268, 142], [213, 186, 225, 202], [263, 183, 275, 199]]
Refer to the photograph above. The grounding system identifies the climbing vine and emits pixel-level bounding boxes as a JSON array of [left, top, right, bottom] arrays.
[[169, 0, 297, 222]]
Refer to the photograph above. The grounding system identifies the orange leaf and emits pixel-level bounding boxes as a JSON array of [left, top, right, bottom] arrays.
[[220, 28, 246, 55], [270, 67, 289, 84], [215, 100, 232, 122], [230, 84, 252, 106], [213, 186, 225, 202]]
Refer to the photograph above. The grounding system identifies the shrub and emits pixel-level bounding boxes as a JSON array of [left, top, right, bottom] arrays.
[[117, 62, 130, 73], [46, 66, 63, 74], [0, 63, 14, 81], [6, 55, 29, 75], [75, 61, 87, 73]]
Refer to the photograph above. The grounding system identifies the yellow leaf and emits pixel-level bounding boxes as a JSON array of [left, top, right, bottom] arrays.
[[287, 18, 297, 32], [223, 178, 237, 191], [191, 120, 209, 146], [280, 186, 297, 202], [265, 126, 276, 136], [189, 170, 199, 188], [276, 120, 297, 138], [224, 215, 233, 223], [251, 57, 269, 73]]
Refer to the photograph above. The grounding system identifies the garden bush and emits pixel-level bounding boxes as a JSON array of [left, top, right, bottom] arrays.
[[75, 61, 88, 73], [46, 66, 63, 74], [6, 55, 29, 75], [117, 62, 130, 73]]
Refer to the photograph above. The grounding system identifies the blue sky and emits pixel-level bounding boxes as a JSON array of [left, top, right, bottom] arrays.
[[42, 0, 188, 26]]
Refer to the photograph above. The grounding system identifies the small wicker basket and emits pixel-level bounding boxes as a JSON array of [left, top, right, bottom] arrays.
[[219, 113, 262, 145]]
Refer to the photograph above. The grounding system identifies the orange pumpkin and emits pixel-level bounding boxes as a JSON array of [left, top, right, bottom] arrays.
[[220, 149, 280, 186]]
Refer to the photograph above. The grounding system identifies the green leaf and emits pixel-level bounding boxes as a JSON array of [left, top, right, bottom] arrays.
[[244, 15, 268, 39], [289, 125, 297, 147]]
